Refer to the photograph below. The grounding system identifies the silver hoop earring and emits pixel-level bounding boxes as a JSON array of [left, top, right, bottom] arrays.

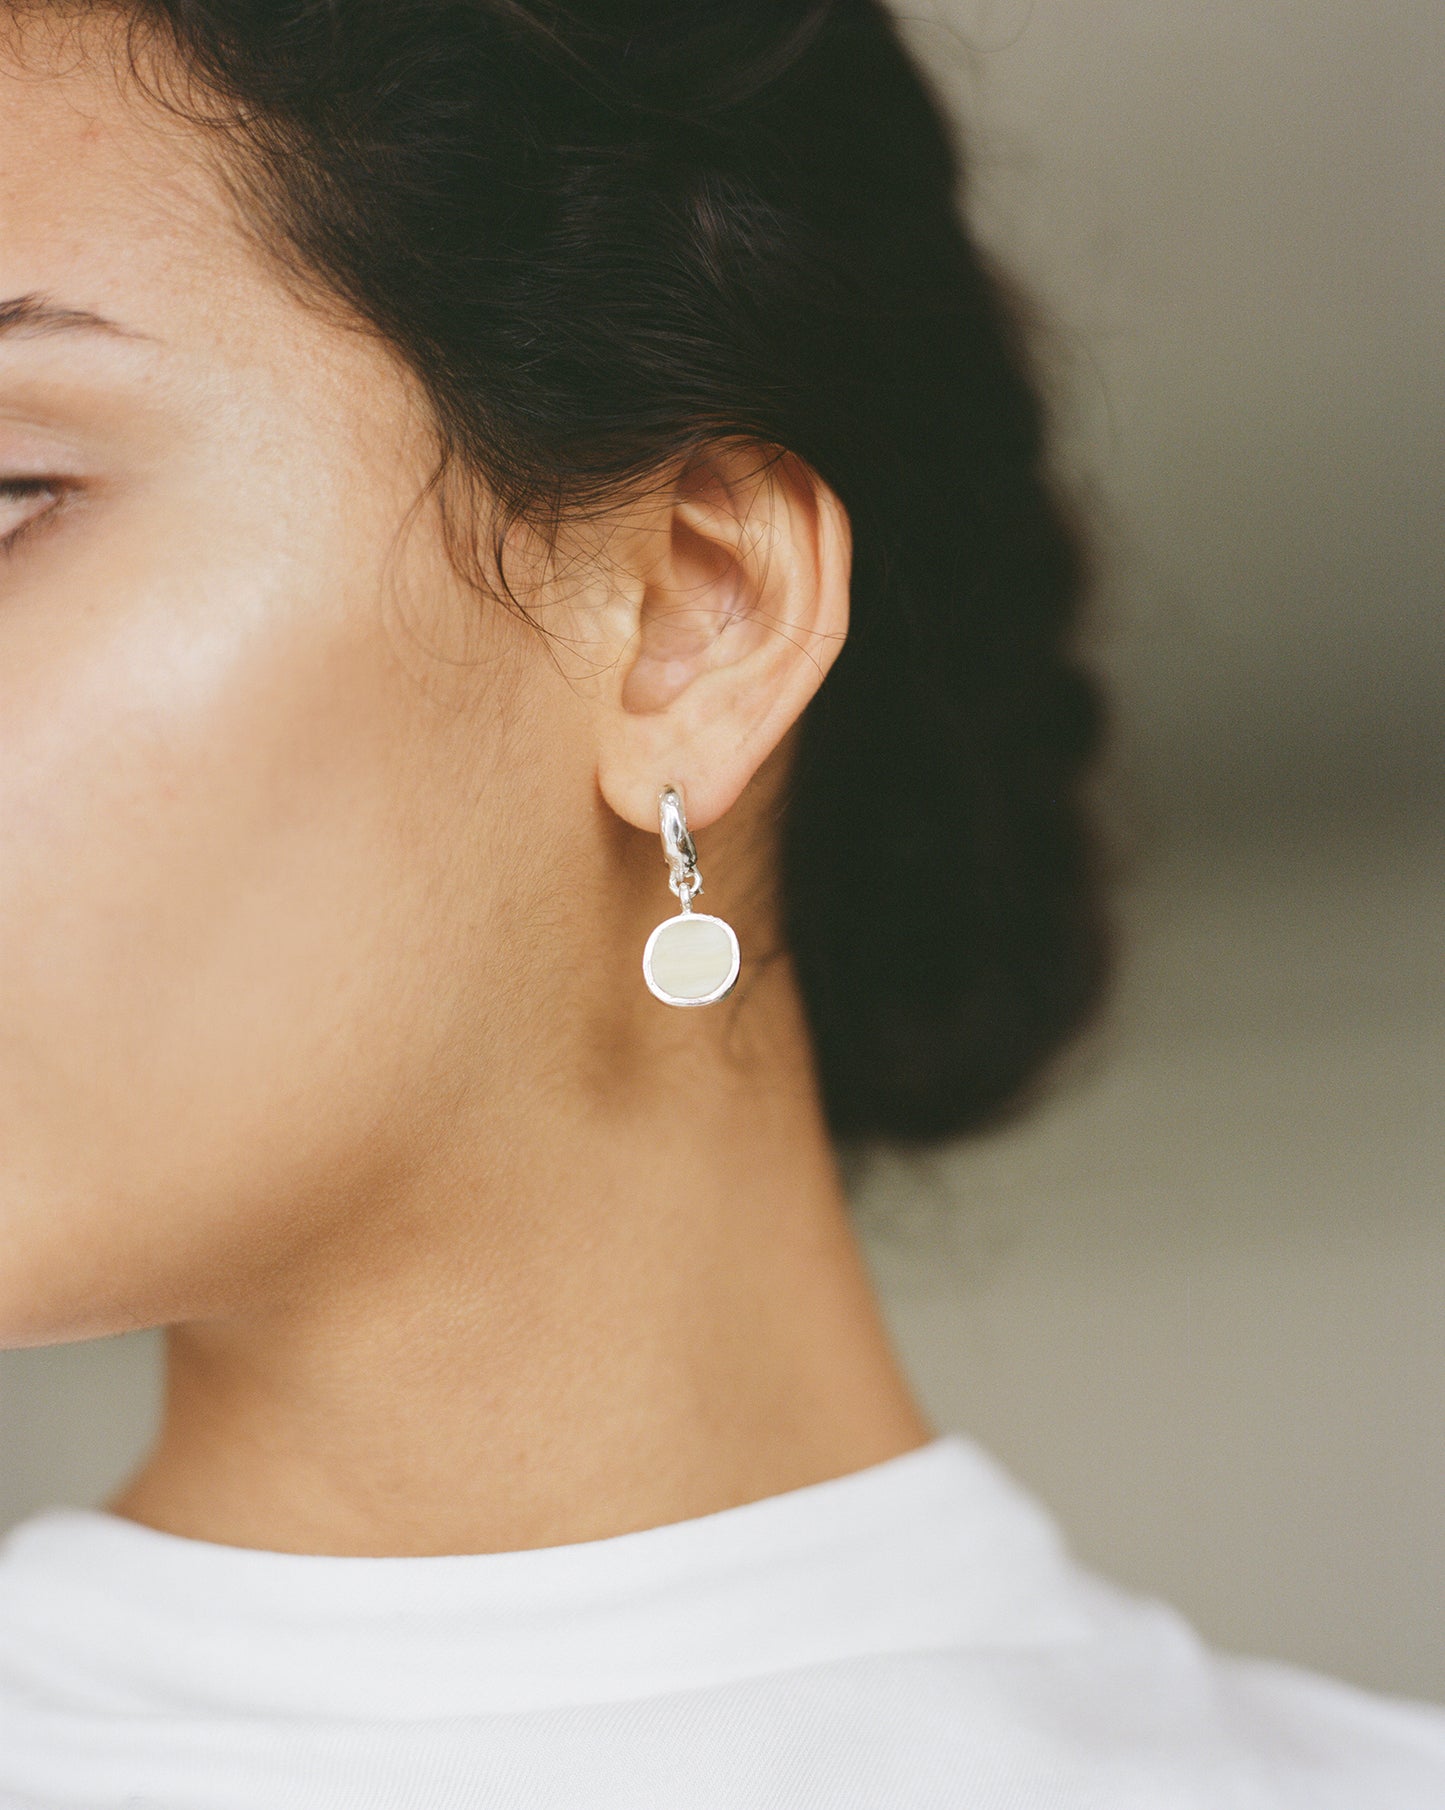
[[641, 784, 741, 1008]]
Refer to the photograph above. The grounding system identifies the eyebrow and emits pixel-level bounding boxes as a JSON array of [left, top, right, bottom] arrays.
[[0, 293, 154, 341]]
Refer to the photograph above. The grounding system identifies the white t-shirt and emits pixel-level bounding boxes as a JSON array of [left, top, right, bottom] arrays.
[[0, 1434, 1441, 1808]]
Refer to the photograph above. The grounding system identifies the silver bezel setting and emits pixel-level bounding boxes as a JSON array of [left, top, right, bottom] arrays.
[[642, 911, 741, 1008]]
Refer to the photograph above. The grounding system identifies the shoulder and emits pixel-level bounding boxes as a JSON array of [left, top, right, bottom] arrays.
[[723, 1437, 1445, 1810], [806, 1573, 1445, 1810], [1209, 1646, 1445, 1808], [527, 1571, 1445, 1810]]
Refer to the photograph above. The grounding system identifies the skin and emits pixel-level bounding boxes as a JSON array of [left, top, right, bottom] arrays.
[[0, 13, 931, 1555]]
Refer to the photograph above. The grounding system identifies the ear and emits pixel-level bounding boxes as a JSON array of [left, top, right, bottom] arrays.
[[593, 441, 851, 834]]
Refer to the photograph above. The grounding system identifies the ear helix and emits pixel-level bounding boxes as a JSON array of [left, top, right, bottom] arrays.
[[641, 785, 741, 1008]]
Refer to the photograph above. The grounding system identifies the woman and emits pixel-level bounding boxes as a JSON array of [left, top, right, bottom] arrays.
[[0, 1, 1439, 1804]]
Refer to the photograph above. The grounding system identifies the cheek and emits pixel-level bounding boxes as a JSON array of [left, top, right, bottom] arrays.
[[0, 526, 471, 1342]]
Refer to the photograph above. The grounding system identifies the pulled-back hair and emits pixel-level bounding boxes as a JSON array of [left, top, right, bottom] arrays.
[[38, 0, 1117, 1143]]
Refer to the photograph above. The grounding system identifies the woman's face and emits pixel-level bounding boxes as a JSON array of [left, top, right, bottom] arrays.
[[0, 20, 598, 1344]]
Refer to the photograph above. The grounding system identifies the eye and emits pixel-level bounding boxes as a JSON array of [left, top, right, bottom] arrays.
[[0, 477, 68, 557]]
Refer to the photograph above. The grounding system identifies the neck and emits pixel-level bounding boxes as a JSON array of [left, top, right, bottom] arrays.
[[107, 949, 932, 1556]]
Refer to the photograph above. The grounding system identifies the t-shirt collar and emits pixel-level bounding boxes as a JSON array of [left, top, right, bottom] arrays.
[[0, 1434, 1086, 1718]]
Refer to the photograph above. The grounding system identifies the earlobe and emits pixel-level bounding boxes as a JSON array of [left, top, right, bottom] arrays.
[[595, 443, 851, 835]]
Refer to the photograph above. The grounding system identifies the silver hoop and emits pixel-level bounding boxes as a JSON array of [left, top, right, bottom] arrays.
[[658, 785, 699, 903]]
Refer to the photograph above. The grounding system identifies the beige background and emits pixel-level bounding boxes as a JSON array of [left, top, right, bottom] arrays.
[[3, 0, 1442, 1704]]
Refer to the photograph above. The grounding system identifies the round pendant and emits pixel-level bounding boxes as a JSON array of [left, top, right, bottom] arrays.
[[642, 911, 740, 1007]]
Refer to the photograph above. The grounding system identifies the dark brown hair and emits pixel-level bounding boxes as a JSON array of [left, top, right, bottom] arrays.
[[37, 0, 1116, 1143]]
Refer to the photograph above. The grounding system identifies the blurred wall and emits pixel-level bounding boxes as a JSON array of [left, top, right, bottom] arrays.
[[3, 0, 1443, 1703]]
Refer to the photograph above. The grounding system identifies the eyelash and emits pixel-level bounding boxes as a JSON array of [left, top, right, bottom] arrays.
[[0, 478, 69, 559]]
